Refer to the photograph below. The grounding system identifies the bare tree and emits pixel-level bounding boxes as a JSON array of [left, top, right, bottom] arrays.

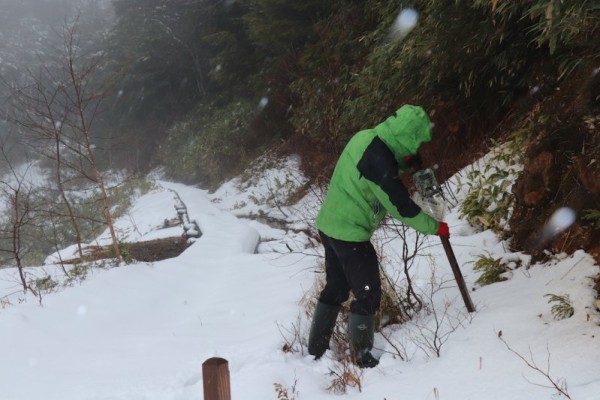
[[3, 74, 86, 258], [2, 15, 122, 262], [2, 60, 86, 258], [0, 144, 40, 295], [60, 17, 122, 262]]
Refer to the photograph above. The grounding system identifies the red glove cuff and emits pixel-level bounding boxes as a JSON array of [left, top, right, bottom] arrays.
[[403, 152, 423, 169], [437, 221, 450, 237]]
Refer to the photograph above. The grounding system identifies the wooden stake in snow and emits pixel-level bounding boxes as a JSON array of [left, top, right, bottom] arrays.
[[202, 357, 231, 400], [441, 236, 476, 312], [412, 168, 476, 313]]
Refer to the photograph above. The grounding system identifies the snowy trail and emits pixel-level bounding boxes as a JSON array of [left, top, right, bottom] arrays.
[[1, 176, 599, 400], [0, 182, 315, 400]]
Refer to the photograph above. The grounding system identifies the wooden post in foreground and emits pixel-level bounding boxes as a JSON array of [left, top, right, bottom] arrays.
[[202, 357, 231, 400]]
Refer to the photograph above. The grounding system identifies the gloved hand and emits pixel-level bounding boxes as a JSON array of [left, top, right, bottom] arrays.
[[437, 221, 449, 237], [404, 152, 423, 170]]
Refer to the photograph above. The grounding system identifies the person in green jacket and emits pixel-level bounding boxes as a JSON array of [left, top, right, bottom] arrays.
[[308, 104, 449, 368]]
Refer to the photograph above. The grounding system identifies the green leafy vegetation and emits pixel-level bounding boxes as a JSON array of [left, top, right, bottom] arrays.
[[544, 293, 575, 320], [458, 131, 527, 234], [33, 276, 59, 293], [472, 253, 509, 286], [85, 0, 598, 186], [3, 0, 597, 185], [157, 98, 269, 188], [64, 264, 90, 286], [118, 243, 134, 265], [582, 209, 600, 229]]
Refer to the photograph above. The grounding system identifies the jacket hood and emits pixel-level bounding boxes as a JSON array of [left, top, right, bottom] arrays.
[[375, 104, 432, 157]]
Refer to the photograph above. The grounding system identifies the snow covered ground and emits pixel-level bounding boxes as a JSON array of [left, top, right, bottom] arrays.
[[1, 156, 599, 400]]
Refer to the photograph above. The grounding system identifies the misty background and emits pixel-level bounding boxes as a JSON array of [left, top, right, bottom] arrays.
[[0, 1, 598, 270], [0, 0, 113, 160]]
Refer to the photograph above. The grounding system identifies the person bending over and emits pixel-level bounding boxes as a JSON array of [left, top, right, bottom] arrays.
[[308, 104, 449, 368]]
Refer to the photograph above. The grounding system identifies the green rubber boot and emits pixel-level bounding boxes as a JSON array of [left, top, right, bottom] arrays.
[[348, 312, 379, 368], [308, 301, 341, 359]]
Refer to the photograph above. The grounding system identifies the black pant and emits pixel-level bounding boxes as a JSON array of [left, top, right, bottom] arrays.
[[318, 231, 382, 315]]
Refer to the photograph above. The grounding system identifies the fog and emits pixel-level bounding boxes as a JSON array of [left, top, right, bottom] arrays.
[[0, 0, 115, 168], [0, 0, 114, 75]]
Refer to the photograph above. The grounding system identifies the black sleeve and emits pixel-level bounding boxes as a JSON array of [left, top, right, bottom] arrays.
[[357, 136, 421, 218]]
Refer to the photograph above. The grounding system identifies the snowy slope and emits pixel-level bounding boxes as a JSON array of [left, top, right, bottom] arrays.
[[0, 158, 599, 400]]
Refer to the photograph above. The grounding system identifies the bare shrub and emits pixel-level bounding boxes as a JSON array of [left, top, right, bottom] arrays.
[[273, 378, 300, 400], [409, 271, 472, 359], [326, 356, 363, 394], [499, 334, 571, 399], [378, 219, 430, 321], [278, 315, 305, 355], [379, 265, 474, 360]]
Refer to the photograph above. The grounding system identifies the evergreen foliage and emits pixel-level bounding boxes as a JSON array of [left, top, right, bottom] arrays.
[[157, 98, 268, 188], [5, 0, 598, 185], [241, 0, 332, 55], [101, 0, 263, 168], [582, 209, 600, 230], [96, 0, 600, 185], [106, 0, 213, 119], [287, 1, 383, 147]]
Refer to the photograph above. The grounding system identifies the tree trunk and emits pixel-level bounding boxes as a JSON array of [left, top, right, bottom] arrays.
[[11, 193, 26, 291], [54, 134, 84, 258], [65, 20, 122, 263], [97, 172, 122, 262]]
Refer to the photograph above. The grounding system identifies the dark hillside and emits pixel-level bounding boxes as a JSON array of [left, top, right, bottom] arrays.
[[98, 3, 600, 253], [3, 1, 597, 269], [272, 3, 600, 266], [416, 64, 600, 265], [509, 67, 600, 263]]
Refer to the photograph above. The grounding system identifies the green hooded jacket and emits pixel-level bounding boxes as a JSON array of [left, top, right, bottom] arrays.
[[315, 104, 440, 242]]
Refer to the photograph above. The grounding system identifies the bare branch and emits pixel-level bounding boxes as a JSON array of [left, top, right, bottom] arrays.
[[498, 335, 571, 399]]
